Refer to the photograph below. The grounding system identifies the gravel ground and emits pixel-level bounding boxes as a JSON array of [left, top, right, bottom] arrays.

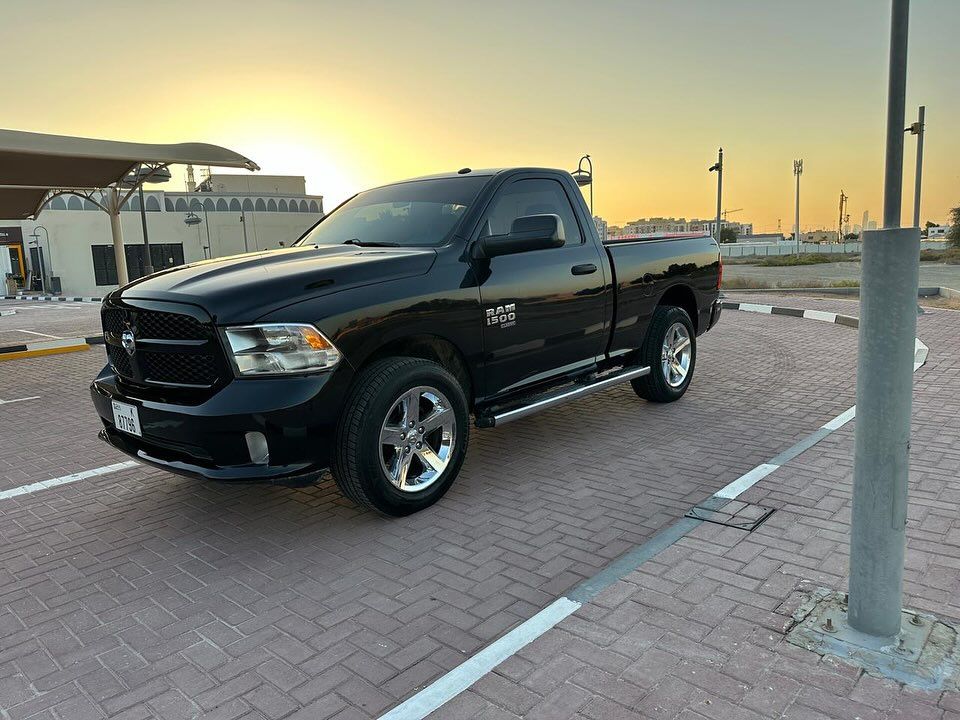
[[723, 260, 960, 289]]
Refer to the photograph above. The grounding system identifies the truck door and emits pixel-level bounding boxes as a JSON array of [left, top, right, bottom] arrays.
[[473, 176, 606, 398]]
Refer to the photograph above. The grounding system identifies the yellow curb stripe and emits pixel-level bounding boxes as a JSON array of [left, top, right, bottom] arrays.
[[0, 344, 90, 361]]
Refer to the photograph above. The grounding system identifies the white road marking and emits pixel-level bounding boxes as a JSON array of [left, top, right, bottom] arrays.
[[0, 396, 41, 405], [379, 305, 935, 720], [0, 329, 63, 339], [0, 461, 139, 501], [823, 405, 856, 430], [714, 463, 781, 499], [380, 598, 581, 720]]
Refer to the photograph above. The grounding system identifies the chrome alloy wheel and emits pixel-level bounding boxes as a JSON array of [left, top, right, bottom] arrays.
[[379, 386, 456, 492], [661, 322, 692, 388]]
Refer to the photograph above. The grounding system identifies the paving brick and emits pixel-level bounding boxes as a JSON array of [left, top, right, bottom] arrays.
[[4, 296, 960, 719]]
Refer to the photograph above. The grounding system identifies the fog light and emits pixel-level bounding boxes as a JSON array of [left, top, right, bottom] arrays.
[[245, 431, 269, 465]]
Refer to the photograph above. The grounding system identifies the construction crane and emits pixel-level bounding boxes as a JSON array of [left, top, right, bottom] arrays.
[[838, 191, 848, 242]]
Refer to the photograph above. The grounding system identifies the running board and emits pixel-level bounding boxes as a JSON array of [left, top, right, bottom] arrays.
[[476, 365, 651, 428]]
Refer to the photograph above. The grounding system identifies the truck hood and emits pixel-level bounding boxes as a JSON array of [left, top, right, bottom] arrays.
[[117, 244, 437, 323]]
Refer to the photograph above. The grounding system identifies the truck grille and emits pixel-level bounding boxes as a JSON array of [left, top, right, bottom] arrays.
[[101, 302, 226, 389]]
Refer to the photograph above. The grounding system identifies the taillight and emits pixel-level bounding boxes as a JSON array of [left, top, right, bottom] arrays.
[[717, 253, 723, 289]]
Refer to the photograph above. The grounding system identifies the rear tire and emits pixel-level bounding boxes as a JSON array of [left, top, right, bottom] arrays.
[[332, 357, 469, 516], [631, 305, 696, 403]]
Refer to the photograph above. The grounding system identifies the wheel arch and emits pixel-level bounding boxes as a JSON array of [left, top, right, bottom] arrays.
[[656, 283, 699, 333], [361, 333, 474, 406]]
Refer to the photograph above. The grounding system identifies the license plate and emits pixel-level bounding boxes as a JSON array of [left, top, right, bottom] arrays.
[[112, 400, 142, 437]]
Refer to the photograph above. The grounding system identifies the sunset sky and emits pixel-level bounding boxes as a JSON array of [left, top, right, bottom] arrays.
[[3, 0, 958, 232]]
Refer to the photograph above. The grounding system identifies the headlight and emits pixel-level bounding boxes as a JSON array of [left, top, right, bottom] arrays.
[[223, 323, 341, 375]]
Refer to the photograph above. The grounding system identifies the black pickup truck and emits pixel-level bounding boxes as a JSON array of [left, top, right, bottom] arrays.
[[91, 167, 722, 515]]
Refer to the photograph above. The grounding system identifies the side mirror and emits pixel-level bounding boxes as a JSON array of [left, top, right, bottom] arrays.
[[475, 214, 565, 259]]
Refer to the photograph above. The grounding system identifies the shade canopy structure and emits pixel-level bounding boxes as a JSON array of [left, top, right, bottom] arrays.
[[0, 128, 259, 220], [0, 128, 259, 286]]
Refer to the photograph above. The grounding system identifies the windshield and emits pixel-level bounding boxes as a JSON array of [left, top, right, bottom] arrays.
[[297, 176, 488, 248]]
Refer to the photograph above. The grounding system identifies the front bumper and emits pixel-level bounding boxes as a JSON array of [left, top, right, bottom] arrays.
[[91, 364, 352, 484]]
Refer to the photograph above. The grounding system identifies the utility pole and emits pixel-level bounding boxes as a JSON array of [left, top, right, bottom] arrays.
[[907, 105, 925, 228], [838, 190, 848, 243], [793, 159, 803, 255], [847, 0, 920, 640], [709, 148, 722, 243]]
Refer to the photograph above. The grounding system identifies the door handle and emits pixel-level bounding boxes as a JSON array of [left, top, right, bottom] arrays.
[[571, 263, 598, 275]]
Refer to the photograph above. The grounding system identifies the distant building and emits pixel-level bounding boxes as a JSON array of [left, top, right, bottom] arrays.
[[927, 225, 951, 239], [617, 216, 753, 238], [593, 216, 608, 242], [739, 233, 784, 243], [4, 173, 323, 296], [803, 230, 835, 243]]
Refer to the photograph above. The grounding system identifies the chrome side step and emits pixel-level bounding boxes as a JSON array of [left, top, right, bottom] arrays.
[[476, 365, 651, 428]]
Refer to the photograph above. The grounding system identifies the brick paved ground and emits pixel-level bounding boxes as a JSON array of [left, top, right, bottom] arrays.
[[0, 300, 102, 344], [0, 294, 954, 718], [431, 292, 960, 720]]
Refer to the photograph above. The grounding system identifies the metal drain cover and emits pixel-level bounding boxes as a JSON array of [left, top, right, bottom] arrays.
[[685, 497, 774, 531]]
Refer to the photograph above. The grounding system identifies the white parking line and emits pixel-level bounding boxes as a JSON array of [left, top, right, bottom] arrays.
[[0, 329, 63, 339], [0, 396, 41, 405], [0, 461, 138, 501], [380, 598, 581, 720], [380, 309, 933, 720]]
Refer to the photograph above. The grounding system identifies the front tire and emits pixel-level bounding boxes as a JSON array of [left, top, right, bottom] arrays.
[[631, 305, 696, 403], [332, 357, 469, 516]]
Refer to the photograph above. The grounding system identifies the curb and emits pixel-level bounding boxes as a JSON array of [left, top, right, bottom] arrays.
[[723, 300, 929, 370], [3, 295, 103, 303], [0, 335, 104, 361], [721, 300, 860, 328]]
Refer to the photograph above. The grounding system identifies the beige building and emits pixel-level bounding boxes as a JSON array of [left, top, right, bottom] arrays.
[[802, 230, 835, 243], [616, 217, 754, 238], [3, 174, 323, 297]]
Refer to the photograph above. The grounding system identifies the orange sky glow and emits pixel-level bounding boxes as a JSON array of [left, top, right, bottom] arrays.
[[3, 0, 958, 233]]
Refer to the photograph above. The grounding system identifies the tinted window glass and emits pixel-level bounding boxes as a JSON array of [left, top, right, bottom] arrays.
[[481, 178, 583, 243], [298, 177, 487, 248]]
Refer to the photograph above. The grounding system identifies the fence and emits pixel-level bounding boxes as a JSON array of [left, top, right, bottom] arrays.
[[720, 240, 947, 258]]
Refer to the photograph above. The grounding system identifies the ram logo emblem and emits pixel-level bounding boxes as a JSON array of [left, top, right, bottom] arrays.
[[485, 303, 516, 328]]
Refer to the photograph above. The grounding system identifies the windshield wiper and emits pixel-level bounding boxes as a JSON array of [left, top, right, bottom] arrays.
[[342, 238, 400, 247]]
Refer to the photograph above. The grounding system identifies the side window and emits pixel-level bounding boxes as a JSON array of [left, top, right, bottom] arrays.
[[481, 179, 583, 244]]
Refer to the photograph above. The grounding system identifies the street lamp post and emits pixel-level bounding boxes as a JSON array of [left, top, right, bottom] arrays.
[[907, 105, 925, 229], [847, 0, 920, 640], [793, 159, 803, 255], [28, 225, 52, 293], [125, 165, 171, 278], [189, 201, 213, 257], [137, 184, 153, 275], [240, 207, 250, 252], [183, 212, 209, 259], [708, 148, 722, 243]]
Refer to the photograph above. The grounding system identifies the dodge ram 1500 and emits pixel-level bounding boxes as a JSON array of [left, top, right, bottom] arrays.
[[91, 167, 722, 515]]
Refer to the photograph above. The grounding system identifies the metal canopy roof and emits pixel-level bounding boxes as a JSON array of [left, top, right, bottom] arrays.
[[0, 128, 260, 219]]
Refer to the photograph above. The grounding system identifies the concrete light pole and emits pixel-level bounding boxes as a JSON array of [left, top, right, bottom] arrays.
[[709, 148, 722, 243], [847, 0, 920, 640], [907, 105, 925, 229], [793, 159, 803, 255]]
